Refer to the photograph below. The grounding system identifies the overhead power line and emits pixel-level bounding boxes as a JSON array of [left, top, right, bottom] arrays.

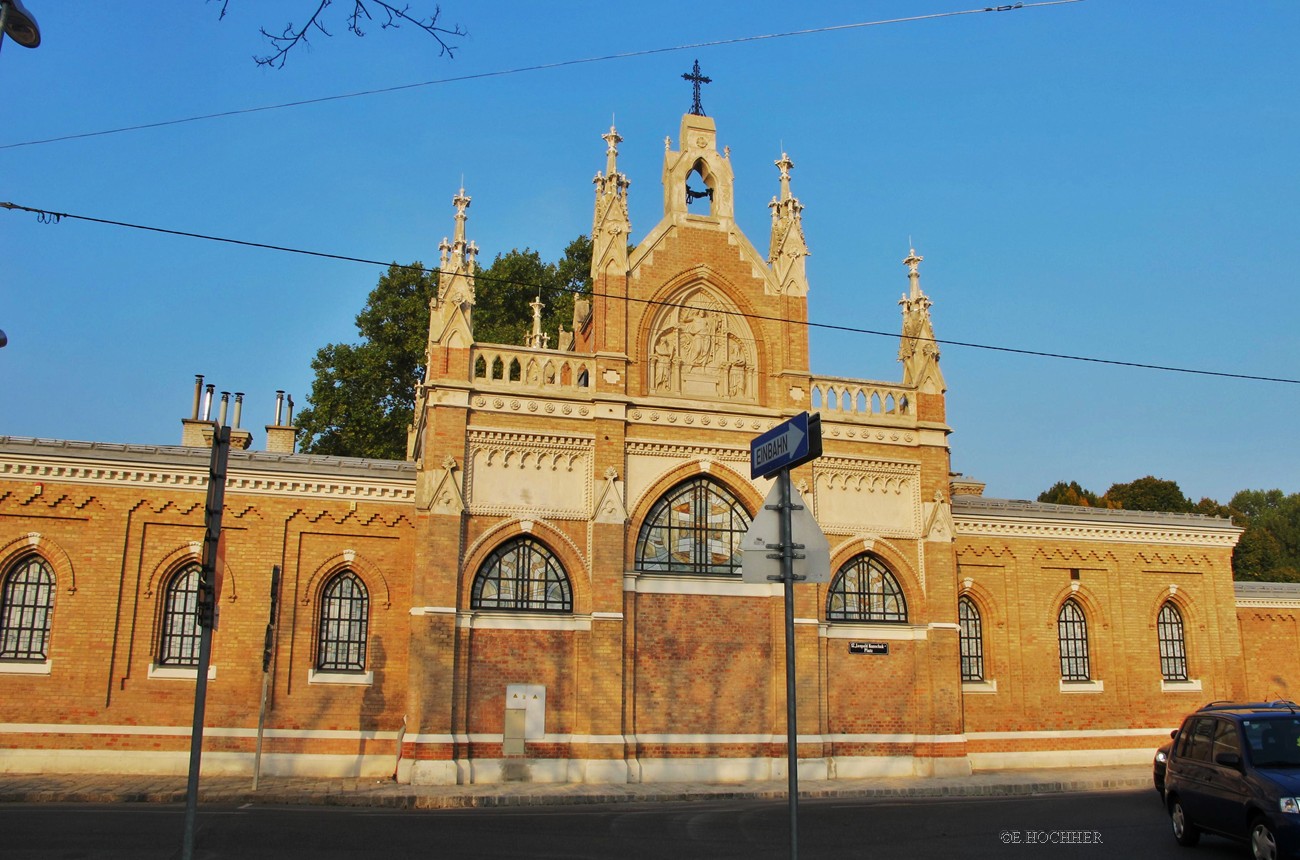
[[3, 198, 1293, 387], [0, 1, 1082, 151]]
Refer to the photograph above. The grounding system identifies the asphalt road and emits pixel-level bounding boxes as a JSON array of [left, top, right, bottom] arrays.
[[2, 788, 1256, 860]]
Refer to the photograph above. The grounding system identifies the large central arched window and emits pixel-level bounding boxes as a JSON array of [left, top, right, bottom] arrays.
[[826, 554, 907, 622], [635, 476, 752, 575], [472, 537, 572, 612], [1, 554, 56, 661]]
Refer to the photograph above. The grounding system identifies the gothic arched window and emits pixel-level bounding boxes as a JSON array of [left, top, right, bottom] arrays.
[[158, 563, 202, 667], [826, 554, 907, 622], [317, 571, 369, 672], [0, 555, 56, 661], [1057, 598, 1090, 681], [958, 595, 984, 682], [1158, 601, 1189, 682], [472, 537, 572, 612], [634, 477, 752, 575]]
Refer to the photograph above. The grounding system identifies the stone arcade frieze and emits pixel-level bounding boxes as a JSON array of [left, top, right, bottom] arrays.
[[466, 430, 594, 520], [811, 456, 923, 538]]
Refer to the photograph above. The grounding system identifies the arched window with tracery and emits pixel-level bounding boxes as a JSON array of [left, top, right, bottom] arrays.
[[317, 571, 370, 672], [471, 537, 572, 612], [0, 554, 56, 661], [826, 554, 907, 622], [1057, 598, 1090, 681], [158, 563, 202, 667], [1157, 600, 1189, 681], [634, 476, 752, 576], [958, 595, 984, 681]]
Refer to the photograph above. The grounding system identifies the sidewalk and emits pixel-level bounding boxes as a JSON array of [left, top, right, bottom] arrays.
[[0, 765, 1153, 809]]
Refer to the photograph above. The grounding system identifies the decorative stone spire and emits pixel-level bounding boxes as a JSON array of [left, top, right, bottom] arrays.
[[898, 248, 945, 394], [767, 152, 809, 296], [591, 124, 631, 277], [436, 187, 477, 313], [526, 294, 550, 350], [424, 187, 479, 371]]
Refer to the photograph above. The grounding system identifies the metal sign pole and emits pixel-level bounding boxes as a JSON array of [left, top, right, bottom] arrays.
[[765, 467, 802, 860], [182, 424, 230, 860], [780, 468, 800, 860]]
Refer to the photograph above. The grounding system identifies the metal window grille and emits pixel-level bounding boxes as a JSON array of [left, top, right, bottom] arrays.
[[472, 538, 572, 612], [159, 563, 202, 667], [0, 555, 55, 661], [1158, 601, 1189, 681], [317, 571, 369, 671], [958, 596, 984, 681], [1057, 599, 1090, 681], [826, 555, 907, 622], [634, 477, 752, 575]]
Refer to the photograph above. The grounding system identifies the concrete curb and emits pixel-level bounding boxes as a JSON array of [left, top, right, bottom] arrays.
[[0, 768, 1153, 808]]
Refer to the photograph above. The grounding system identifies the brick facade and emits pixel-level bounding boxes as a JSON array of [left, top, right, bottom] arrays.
[[0, 109, 1256, 784]]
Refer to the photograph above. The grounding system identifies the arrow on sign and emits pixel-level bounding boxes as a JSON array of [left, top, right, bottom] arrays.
[[750, 412, 821, 479], [753, 422, 804, 477]]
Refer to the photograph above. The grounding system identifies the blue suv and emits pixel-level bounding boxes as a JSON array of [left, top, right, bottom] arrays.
[[1164, 702, 1300, 859]]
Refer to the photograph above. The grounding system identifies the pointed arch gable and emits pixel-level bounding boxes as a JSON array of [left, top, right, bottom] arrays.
[[637, 270, 766, 404], [144, 541, 239, 604], [302, 550, 392, 611], [0, 533, 75, 594], [628, 459, 761, 532]]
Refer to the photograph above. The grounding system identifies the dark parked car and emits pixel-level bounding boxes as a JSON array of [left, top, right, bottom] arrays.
[[1159, 703, 1300, 796], [1156, 738, 1173, 794], [1164, 701, 1300, 859]]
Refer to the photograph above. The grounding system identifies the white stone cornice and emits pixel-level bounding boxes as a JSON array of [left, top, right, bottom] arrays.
[[1237, 599, 1300, 610], [954, 515, 1239, 548], [0, 453, 416, 502]]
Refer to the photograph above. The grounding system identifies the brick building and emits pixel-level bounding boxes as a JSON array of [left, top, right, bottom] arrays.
[[0, 106, 1275, 784]]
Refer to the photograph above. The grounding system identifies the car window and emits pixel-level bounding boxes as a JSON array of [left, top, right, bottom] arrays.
[[1211, 719, 1241, 762], [1243, 717, 1300, 767], [1180, 717, 1216, 763]]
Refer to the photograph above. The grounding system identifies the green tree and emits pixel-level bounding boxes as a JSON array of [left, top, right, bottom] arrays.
[[1038, 480, 1105, 507], [1230, 489, 1300, 582], [296, 237, 593, 459], [296, 261, 437, 459], [1102, 476, 1195, 513], [473, 235, 593, 347]]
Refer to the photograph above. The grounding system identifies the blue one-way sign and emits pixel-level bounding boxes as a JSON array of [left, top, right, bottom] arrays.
[[750, 412, 822, 479]]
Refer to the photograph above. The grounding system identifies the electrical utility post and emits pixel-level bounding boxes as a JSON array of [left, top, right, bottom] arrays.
[[253, 564, 282, 790], [181, 423, 231, 860], [744, 412, 827, 860]]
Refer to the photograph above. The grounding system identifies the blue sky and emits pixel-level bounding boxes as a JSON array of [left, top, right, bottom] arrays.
[[2, 1, 1296, 505]]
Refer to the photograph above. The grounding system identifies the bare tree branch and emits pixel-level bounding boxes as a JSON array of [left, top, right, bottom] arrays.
[[210, 1, 465, 69]]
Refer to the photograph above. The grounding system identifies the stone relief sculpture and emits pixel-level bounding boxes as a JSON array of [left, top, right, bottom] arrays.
[[647, 285, 756, 402]]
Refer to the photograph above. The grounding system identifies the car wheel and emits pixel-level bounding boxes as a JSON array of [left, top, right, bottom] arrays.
[[1250, 816, 1278, 860], [1169, 797, 1200, 847]]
